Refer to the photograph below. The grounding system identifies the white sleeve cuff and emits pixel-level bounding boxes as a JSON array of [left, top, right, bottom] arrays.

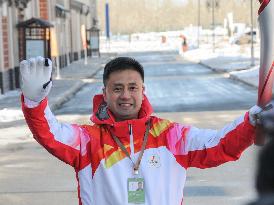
[[24, 96, 40, 108]]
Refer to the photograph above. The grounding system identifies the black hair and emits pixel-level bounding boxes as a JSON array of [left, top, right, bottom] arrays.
[[103, 57, 144, 86]]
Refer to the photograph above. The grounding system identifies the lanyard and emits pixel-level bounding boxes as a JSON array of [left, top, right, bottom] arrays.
[[108, 120, 151, 175]]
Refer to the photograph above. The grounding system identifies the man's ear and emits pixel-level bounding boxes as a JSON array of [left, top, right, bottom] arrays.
[[142, 85, 145, 100], [103, 87, 107, 101]]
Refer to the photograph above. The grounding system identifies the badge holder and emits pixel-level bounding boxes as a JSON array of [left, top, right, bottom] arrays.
[[128, 176, 145, 204], [109, 120, 151, 205]]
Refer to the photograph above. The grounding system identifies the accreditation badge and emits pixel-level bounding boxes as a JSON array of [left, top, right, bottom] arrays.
[[127, 178, 145, 204]]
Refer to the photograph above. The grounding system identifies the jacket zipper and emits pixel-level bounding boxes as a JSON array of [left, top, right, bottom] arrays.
[[129, 124, 134, 157]]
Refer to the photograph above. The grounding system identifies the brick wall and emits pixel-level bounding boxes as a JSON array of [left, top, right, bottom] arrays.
[[2, 17, 9, 70], [1, 15, 19, 93], [39, 0, 48, 20]]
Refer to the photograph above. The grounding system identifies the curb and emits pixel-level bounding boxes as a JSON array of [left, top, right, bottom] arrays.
[[229, 73, 259, 89], [182, 53, 259, 89], [0, 81, 86, 129], [199, 62, 225, 73], [199, 61, 251, 73], [50, 81, 86, 111], [199, 61, 260, 89], [44, 60, 105, 111]]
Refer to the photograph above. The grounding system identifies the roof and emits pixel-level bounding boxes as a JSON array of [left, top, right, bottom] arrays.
[[87, 26, 100, 32], [17, 18, 54, 28], [55, 3, 70, 13]]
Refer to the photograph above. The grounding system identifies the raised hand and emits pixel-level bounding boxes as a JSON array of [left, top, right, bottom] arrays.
[[255, 103, 274, 133], [20, 56, 52, 102]]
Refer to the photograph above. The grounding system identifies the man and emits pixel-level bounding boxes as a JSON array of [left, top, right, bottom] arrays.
[[136, 181, 144, 191], [21, 56, 262, 205]]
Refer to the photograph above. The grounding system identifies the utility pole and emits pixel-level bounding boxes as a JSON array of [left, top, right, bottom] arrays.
[[105, 0, 110, 51], [105, 0, 110, 40], [207, 0, 218, 52], [197, 0, 200, 48], [212, 0, 215, 53], [250, 0, 255, 66]]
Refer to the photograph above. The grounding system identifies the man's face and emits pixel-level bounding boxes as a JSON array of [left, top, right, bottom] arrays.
[[103, 69, 144, 121]]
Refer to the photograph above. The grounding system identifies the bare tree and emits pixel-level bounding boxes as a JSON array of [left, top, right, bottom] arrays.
[[97, 0, 260, 35]]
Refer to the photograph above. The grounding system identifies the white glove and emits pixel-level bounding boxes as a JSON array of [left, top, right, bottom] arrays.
[[249, 103, 274, 127], [257, 102, 274, 132], [249, 105, 263, 126], [20, 56, 52, 102]]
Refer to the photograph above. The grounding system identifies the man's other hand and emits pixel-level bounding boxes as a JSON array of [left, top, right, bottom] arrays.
[[20, 56, 52, 102], [249, 105, 263, 126], [249, 103, 274, 127], [258, 102, 274, 134]]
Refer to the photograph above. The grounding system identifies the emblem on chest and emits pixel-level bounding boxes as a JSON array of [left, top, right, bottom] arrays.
[[148, 154, 161, 168]]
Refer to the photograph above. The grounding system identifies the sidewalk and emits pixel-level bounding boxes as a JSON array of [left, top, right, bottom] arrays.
[[183, 43, 260, 88], [0, 54, 115, 145]]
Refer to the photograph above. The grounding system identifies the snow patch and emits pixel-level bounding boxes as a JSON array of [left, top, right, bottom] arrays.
[[0, 108, 24, 122]]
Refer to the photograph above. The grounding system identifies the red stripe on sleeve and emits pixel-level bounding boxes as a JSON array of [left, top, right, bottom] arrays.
[[22, 95, 84, 169], [187, 113, 255, 168]]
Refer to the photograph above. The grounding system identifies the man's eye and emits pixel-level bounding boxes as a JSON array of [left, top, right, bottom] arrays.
[[130, 87, 138, 91], [114, 87, 122, 92]]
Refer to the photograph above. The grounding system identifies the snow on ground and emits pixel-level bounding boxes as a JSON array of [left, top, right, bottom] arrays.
[[0, 90, 23, 123], [100, 36, 181, 53], [0, 89, 21, 100], [0, 108, 24, 122], [230, 65, 260, 88]]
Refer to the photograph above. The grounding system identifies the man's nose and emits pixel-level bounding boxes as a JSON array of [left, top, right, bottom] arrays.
[[120, 89, 131, 99]]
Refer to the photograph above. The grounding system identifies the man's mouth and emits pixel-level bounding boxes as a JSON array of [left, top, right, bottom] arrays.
[[119, 103, 133, 107]]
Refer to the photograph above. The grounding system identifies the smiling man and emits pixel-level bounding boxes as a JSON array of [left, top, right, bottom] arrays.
[[102, 58, 145, 121], [21, 56, 263, 205]]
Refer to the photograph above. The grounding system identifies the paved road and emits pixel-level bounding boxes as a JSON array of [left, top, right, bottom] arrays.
[[56, 50, 257, 114], [0, 51, 259, 205]]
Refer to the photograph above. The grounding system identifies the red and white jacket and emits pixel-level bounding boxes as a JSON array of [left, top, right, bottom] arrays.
[[22, 94, 255, 205]]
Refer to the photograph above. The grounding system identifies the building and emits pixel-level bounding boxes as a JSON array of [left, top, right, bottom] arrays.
[[0, 0, 98, 94]]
